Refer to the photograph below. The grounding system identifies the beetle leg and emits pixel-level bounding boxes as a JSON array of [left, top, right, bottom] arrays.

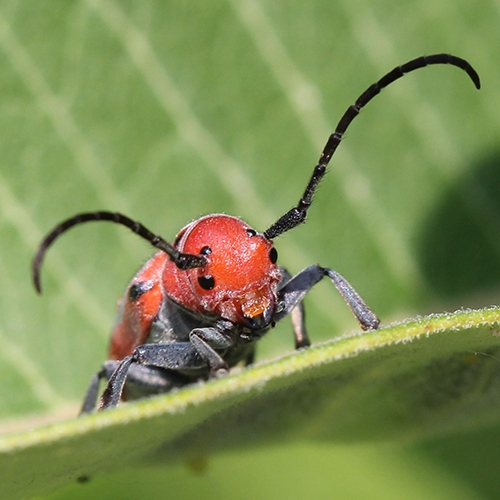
[[275, 264, 380, 334], [99, 342, 205, 410], [290, 303, 309, 349], [99, 355, 135, 409], [80, 360, 119, 414], [324, 268, 380, 330], [274, 264, 324, 326], [244, 348, 256, 366], [278, 266, 310, 348], [189, 328, 234, 378], [98, 331, 236, 410], [81, 361, 194, 414]]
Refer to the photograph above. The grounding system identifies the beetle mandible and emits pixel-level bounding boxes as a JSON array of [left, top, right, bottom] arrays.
[[32, 54, 480, 413]]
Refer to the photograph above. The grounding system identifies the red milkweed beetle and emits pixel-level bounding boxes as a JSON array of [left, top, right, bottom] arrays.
[[32, 54, 480, 413]]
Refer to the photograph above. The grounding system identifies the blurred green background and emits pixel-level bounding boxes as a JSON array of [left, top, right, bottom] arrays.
[[0, 0, 499, 498]]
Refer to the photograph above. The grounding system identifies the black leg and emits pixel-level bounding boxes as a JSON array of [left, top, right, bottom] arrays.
[[80, 361, 119, 414], [244, 348, 256, 366], [290, 302, 310, 349], [278, 266, 311, 348], [98, 329, 235, 410], [100, 355, 135, 410], [189, 328, 233, 377], [275, 264, 380, 333], [323, 268, 380, 330]]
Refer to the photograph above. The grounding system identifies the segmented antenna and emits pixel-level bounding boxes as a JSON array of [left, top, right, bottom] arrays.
[[32, 211, 206, 293], [264, 53, 480, 239]]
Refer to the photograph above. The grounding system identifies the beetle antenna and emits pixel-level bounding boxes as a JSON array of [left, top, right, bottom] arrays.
[[32, 211, 206, 293], [263, 53, 480, 240]]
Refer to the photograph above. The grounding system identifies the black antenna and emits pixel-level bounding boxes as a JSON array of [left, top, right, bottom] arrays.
[[32, 211, 206, 293], [264, 53, 480, 240]]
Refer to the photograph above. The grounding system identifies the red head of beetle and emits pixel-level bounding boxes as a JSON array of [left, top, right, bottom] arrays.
[[162, 214, 281, 328]]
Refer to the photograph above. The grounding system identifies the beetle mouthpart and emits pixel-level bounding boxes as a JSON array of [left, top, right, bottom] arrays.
[[241, 291, 273, 329]]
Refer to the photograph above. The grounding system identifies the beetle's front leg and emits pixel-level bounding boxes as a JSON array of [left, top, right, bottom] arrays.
[[81, 360, 190, 414], [275, 264, 380, 337], [80, 360, 119, 414], [324, 268, 380, 330], [189, 327, 234, 378], [99, 327, 235, 410], [99, 342, 205, 410]]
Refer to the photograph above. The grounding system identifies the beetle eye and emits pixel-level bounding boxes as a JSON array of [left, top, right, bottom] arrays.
[[269, 247, 278, 263], [246, 229, 257, 237], [198, 275, 215, 290], [200, 246, 212, 255]]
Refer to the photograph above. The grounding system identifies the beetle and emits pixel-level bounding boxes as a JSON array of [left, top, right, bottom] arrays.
[[32, 54, 480, 413]]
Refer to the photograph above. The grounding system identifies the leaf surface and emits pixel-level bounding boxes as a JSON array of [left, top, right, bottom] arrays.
[[1, 308, 500, 499]]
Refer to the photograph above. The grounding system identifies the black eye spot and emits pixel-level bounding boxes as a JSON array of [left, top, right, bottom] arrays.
[[246, 229, 257, 237], [198, 275, 215, 290], [129, 280, 154, 302], [200, 246, 212, 255], [269, 247, 278, 264]]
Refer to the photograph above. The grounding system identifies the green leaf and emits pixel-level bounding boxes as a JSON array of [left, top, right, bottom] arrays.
[[2, 308, 500, 499]]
